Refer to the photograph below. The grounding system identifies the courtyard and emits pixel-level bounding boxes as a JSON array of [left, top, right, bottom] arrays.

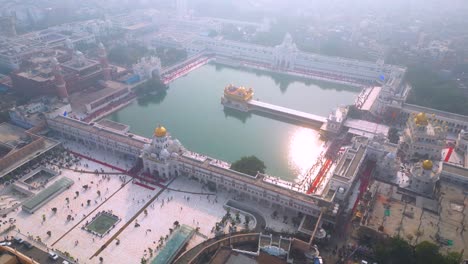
[[4, 138, 300, 263]]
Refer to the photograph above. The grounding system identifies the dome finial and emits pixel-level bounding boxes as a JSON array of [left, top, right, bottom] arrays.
[[154, 125, 167, 137], [422, 160, 433, 170], [415, 112, 428, 126]]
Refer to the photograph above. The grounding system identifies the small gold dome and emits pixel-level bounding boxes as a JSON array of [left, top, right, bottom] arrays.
[[154, 125, 167, 137], [422, 160, 433, 170], [415, 112, 428, 126]]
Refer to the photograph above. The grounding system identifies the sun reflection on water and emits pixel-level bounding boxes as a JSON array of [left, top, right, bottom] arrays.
[[288, 127, 324, 177]]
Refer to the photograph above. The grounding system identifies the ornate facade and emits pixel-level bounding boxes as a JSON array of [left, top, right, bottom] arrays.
[[408, 160, 439, 197], [399, 112, 447, 161], [141, 126, 184, 181]]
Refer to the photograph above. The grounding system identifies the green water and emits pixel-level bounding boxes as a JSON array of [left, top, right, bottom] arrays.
[[108, 63, 358, 181]]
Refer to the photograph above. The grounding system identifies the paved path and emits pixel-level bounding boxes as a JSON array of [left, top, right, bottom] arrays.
[[51, 178, 131, 247], [90, 176, 177, 259]]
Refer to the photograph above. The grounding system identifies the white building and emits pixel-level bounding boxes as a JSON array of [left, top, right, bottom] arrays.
[[408, 160, 439, 197], [186, 34, 403, 84], [329, 136, 368, 201], [399, 112, 447, 161], [141, 126, 184, 181]]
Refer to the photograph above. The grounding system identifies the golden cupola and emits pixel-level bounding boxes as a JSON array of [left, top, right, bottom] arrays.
[[422, 160, 433, 170], [414, 112, 429, 126], [154, 125, 167, 137]]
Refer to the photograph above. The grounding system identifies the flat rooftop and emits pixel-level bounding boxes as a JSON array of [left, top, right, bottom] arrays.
[[0, 123, 28, 147], [366, 181, 468, 259], [50, 116, 148, 149], [69, 82, 128, 113], [442, 162, 468, 178], [345, 119, 389, 138], [0, 123, 61, 178], [62, 58, 99, 72], [97, 119, 130, 132]]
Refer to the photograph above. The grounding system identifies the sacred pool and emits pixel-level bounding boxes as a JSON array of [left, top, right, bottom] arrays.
[[107, 63, 358, 181]]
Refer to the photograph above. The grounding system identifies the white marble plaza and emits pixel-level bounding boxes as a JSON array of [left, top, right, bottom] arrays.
[[5, 139, 299, 264]]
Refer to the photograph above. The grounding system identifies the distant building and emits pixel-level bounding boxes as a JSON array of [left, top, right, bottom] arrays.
[[0, 15, 16, 37], [11, 49, 108, 98], [132, 56, 162, 80]]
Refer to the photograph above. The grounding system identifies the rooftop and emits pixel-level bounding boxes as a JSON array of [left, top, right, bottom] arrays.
[[50, 116, 148, 149], [97, 119, 130, 132], [0, 123, 61, 178], [366, 181, 468, 258]]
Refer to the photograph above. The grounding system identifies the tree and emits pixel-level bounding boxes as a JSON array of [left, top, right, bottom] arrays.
[[443, 252, 462, 264], [406, 65, 468, 115], [97, 190, 101, 197], [134, 77, 167, 97], [173, 221, 180, 227], [415, 241, 444, 264], [244, 215, 251, 228], [230, 155, 266, 176], [144, 209, 148, 216], [375, 236, 414, 264], [235, 212, 241, 223], [51, 207, 57, 214], [87, 200, 91, 206], [47, 231, 51, 237]]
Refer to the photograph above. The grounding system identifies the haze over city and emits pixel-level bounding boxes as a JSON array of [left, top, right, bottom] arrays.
[[0, 1, 467, 264]]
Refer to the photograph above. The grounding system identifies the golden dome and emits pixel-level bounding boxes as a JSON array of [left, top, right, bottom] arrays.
[[415, 112, 428, 126], [154, 125, 167, 137], [422, 160, 433, 170]]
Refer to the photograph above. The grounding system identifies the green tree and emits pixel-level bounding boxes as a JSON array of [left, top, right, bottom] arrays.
[[230, 155, 266, 176], [415, 241, 444, 264], [406, 65, 468, 115], [442, 251, 462, 264], [134, 78, 168, 98], [375, 236, 414, 264]]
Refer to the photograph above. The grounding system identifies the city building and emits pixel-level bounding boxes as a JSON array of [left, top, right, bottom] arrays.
[[0, 123, 61, 179], [11, 44, 117, 98], [329, 136, 368, 201], [9, 96, 71, 129], [0, 26, 95, 70]]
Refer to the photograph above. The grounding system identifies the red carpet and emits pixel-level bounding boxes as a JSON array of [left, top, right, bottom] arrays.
[[444, 147, 454, 162], [307, 159, 332, 194]]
